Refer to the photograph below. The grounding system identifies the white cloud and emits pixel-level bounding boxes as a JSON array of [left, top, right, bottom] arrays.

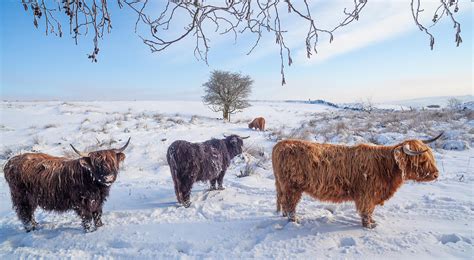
[[223, 0, 471, 67]]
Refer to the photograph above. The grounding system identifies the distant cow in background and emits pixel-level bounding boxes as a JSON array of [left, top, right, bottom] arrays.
[[272, 133, 442, 228], [167, 135, 249, 207], [249, 117, 265, 131], [3, 138, 130, 232]]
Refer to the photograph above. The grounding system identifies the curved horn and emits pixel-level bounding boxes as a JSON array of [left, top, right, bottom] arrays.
[[240, 135, 250, 139], [114, 137, 131, 153], [422, 132, 444, 144], [223, 134, 228, 138], [403, 144, 428, 156], [69, 144, 89, 157]]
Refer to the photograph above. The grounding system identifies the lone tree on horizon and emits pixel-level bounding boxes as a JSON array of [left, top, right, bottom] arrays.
[[202, 70, 253, 122]]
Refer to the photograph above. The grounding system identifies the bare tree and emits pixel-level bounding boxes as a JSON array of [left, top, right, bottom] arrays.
[[20, 0, 463, 84], [447, 97, 462, 110], [202, 70, 252, 121]]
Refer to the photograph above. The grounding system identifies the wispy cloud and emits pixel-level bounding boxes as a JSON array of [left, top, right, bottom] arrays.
[[223, 0, 471, 68]]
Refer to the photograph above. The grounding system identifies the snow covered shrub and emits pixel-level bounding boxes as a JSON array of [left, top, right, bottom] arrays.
[[442, 140, 468, 151], [0, 147, 14, 160], [32, 135, 44, 146], [43, 123, 58, 129], [447, 98, 462, 110], [245, 145, 266, 160], [153, 113, 164, 123], [166, 117, 185, 125], [237, 162, 256, 178], [189, 115, 199, 124]]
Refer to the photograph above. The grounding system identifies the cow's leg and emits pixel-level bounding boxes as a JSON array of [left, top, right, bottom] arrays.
[[355, 199, 377, 229], [217, 171, 225, 190], [172, 176, 183, 204], [12, 191, 37, 232], [209, 179, 217, 191], [181, 188, 192, 208], [275, 179, 282, 213], [282, 187, 303, 222], [93, 208, 103, 228], [76, 205, 96, 232], [180, 180, 193, 208]]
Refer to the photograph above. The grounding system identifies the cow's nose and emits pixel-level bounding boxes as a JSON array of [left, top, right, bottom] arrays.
[[433, 172, 439, 179], [104, 175, 115, 182]]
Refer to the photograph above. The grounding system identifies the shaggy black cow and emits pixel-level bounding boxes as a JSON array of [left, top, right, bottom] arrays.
[[3, 138, 130, 232], [167, 135, 248, 207]]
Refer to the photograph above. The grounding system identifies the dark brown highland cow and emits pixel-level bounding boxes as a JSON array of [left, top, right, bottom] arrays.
[[167, 135, 248, 207], [272, 133, 442, 228], [248, 117, 265, 131], [3, 138, 130, 232]]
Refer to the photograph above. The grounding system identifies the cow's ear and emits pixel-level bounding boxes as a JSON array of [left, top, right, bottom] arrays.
[[79, 157, 93, 172], [116, 152, 125, 162], [393, 147, 407, 176]]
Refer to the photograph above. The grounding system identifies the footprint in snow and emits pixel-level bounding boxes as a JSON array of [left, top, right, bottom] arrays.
[[339, 237, 356, 247], [439, 234, 471, 245], [175, 241, 192, 254]]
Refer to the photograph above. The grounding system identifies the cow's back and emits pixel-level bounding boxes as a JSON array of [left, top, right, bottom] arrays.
[[167, 140, 202, 176], [272, 140, 316, 185], [3, 153, 85, 211], [199, 139, 228, 180], [272, 140, 355, 202], [4, 153, 61, 183]]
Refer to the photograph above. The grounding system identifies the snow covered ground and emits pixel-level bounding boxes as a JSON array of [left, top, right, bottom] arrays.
[[0, 100, 472, 259]]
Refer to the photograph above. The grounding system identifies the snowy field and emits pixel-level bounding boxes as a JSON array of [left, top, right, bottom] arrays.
[[0, 100, 472, 259]]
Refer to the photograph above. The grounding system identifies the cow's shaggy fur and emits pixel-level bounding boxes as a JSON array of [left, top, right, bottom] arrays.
[[248, 117, 265, 131], [167, 135, 245, 207], [272, 139, 439, 228], [3, 141, 129, 232]]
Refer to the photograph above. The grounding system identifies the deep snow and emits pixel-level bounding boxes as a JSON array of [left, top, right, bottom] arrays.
[[0, 101, 472, 259]]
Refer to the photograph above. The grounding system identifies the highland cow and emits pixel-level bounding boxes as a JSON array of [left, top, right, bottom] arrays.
[[3, 138, 130, 232], [272, 133, 442, 228], [248, 117, 265, 131], [167, 135, 248, 207]]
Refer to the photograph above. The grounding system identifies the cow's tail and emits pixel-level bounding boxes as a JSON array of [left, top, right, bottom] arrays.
[[167, 147, 182, 204], [272, 145, 283, 213]]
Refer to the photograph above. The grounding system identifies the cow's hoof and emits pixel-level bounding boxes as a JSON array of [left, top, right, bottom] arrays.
[[363, 222, 377, 229], [287, 213, 299, 223], [208, 187, 217, 191], [25, 227, 36, 233], [95, 221, 104, 228], [84, 226, 97, 233], [182, 201, 191, 208], [288, 218, 299, 224], [24, 222, 37, 232], [217, 186, 225, 190]]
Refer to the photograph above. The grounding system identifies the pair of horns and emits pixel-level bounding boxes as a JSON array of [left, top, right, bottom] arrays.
[[223, 134, 250, 139], [421, 132, 443, 144], [70, 137, 131, 157], [402, 132, 444, 156], [402, 145, 428, 156]]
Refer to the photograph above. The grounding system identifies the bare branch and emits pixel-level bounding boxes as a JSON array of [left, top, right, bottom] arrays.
[[21, 0, 464, 84]]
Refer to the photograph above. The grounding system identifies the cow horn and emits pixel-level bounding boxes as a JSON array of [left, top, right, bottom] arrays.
[[402, 144, 428, 156], [422, 132, 444, 144], [70, 144, 89, 157], [240, 136, 250, 139], [223, 134, 228, 138], [114, 137, 131, 153]]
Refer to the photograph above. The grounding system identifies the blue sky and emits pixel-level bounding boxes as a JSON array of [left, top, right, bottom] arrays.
[[0, 0, 472, 102]]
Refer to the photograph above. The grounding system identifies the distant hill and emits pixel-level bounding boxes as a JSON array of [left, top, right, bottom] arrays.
[[384, 95, 473, 108]]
